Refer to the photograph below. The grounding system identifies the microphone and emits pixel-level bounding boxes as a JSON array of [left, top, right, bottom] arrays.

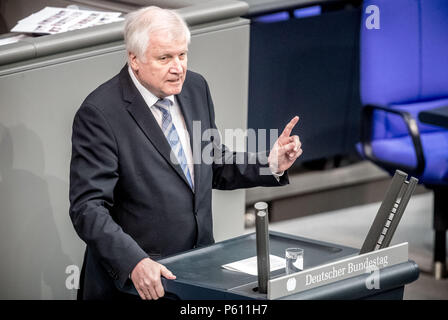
[[254, 202, 270, 294]]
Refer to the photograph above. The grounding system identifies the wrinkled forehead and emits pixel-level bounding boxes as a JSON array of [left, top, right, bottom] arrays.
[[147, 30, 188, 53], [149, 26, 188, 43]]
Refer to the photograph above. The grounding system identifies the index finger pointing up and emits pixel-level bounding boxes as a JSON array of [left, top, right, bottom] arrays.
[[280, 116, 299, 139]]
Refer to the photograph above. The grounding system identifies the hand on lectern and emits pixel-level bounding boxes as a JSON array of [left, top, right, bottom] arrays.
[[268, 116, 302, 173], [131, 257, 176, 300]]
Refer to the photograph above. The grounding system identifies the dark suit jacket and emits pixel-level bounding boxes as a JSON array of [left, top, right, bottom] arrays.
[[69, 65, 288, 299]]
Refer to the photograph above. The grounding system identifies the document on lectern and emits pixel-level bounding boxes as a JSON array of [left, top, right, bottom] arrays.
[[11, 7, 124, 34], [222, 255, 286, 276]]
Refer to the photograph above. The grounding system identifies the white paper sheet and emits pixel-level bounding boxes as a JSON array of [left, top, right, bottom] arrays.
[[11, 7, 124, 34], [222, 255, 286, 276], [0, 34, 29, 46]]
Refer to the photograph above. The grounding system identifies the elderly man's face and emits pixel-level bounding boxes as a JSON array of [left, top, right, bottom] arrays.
[[129, 30, 188, 98]]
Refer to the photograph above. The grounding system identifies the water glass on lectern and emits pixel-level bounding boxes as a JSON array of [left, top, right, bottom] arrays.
[[285, 248, 304, 274]]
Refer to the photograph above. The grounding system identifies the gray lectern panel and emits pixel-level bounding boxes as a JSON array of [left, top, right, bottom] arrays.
[[280, 260, 419, 300]]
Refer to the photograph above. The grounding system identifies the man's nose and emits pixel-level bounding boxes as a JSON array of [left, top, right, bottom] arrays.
[[170, 58, 183, 73]]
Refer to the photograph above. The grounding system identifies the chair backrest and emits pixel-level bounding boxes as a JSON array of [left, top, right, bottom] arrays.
[[360, 0, 448, 139]]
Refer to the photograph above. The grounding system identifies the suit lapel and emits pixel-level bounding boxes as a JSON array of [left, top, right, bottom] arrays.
[[120, 66, 193, 191]]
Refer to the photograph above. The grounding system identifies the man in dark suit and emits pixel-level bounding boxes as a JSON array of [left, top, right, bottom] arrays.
[[69, 6, 302, 300]]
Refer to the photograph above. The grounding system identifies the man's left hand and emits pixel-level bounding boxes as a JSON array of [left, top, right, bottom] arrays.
[[268, 116, 302, 174]]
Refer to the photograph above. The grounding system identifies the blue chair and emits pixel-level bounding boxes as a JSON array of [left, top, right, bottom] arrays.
[[357, 0, 448, 278]]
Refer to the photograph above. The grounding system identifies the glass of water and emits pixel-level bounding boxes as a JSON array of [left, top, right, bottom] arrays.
[[285, 248, 304, 274]]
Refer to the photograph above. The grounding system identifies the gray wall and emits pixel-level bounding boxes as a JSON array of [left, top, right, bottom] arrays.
[[0, 18, 249, 299]]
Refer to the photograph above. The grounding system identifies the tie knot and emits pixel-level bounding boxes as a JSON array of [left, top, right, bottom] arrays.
[[154, 98, 172, 111]]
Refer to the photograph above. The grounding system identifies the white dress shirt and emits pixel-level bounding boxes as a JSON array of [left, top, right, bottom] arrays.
[[128, 67, 195, 186]]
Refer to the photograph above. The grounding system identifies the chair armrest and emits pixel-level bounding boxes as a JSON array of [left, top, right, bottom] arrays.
[[361, 104, 425, 176], [418, 105, 448, 128]]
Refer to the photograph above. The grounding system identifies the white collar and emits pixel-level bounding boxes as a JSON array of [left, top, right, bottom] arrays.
[[128, 66, 175, 107]]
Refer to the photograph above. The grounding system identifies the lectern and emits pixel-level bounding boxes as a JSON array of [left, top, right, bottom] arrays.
[[121, 231, 418, 300], [120, 170, 420, 299]]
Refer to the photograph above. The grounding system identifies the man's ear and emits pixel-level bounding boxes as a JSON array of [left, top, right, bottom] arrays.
[[128, 52, 139, 71]]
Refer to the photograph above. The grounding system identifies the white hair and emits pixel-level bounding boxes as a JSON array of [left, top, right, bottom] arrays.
[[124, 6, 191, 60]]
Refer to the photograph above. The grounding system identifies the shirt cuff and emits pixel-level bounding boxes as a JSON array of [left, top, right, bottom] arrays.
[[271, 169, 284, 181]]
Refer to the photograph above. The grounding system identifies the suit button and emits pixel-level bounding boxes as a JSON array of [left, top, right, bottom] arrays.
[[109, 270, 118, 280]]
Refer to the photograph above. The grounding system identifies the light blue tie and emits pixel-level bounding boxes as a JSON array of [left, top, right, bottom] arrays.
[[154, 98, 193, 190]]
